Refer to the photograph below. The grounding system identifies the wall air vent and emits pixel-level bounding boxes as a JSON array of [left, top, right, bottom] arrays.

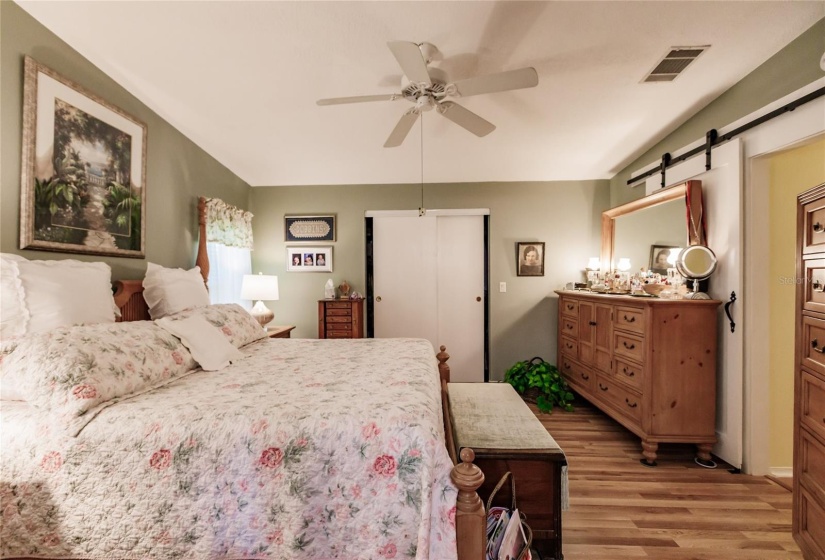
[[643, 46, 709, 83]]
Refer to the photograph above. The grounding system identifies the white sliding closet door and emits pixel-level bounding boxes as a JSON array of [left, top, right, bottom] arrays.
[[372, 211, 486, 382], [645, 139, 744, 469]]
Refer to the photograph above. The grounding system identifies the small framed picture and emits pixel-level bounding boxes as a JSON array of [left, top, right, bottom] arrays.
[[516, 242, 545, 277], [285, 215, 336, 243], [649, 245, 681, 275], [287, 246, 332, 272]]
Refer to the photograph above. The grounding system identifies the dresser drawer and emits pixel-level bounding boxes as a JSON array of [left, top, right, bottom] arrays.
[[798, 488, 825, 560], [804, 259, 825, 315], [615, 306, 644, 334], [613, 332, 645, 362], [560, 298, 579, 318], [326, 330, 353, 338], [802, 198, 825, 256], [325, 301, 352, 310], [593, 373, 642, 425], [326, 315, 353, 324], [614, 357, 644, 390], [803, 316, 825, 377], [801, 369, 825, 443], [799, 427, 825, 504], [560, 335, 578, 358], [559, 356, 594, 394], [560, 317, 578, 338], [326, 307, 352, 316]]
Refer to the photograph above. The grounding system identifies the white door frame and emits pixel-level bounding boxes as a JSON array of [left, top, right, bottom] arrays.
[[632, 78, 825, 473]]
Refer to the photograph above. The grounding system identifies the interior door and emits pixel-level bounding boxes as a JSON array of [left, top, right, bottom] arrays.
[[370, 212, 486, 382], [594, 304, 613, 374], [646, 139, 744, 469]]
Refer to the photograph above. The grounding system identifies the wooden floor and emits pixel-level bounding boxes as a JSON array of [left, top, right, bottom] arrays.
[[530, 398, 801, 560]]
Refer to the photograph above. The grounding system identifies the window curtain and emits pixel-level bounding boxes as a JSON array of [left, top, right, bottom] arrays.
[[203, 198, 253, 306]]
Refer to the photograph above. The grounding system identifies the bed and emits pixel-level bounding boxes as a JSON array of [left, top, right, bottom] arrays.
[[0, 274, 487, 559]]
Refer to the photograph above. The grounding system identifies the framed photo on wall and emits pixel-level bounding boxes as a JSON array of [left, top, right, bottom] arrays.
[[649, 245, 681, 275], [516, 241, 545, 277], [19, 56, 147, 257], [285, 215, 336, 243], [287, 246, 333, 272]]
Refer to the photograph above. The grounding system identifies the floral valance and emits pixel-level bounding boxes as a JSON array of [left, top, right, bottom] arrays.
[[203, 197, 254, 249]]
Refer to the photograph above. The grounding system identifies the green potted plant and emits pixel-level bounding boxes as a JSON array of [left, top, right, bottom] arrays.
[[504, 357, 574, 413]]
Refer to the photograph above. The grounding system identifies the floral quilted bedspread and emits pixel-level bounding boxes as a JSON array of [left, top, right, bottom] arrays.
[[1, 337, 458, 559]]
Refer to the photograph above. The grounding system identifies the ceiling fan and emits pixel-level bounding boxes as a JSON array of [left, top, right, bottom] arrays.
[[317, 41, 539, 147]]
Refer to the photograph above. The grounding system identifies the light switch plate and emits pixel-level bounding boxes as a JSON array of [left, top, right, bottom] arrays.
[[499, 282, 507, 293]]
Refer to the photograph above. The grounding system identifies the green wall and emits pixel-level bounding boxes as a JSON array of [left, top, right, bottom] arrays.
[[250, 180, 609, 379], [611, 17, 825, 207], [0, 2, 250, 279]]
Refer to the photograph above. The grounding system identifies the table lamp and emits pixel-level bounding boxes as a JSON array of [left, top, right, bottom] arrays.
[[241, 273, 279, 327]]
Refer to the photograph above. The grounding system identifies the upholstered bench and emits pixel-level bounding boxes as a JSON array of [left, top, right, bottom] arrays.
[[448, 382, 568, 559]]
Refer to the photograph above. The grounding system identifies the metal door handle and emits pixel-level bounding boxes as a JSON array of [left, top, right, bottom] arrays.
[[375, 296, 382, 302], [812, 339, 825, 354], [476, 296, 482, 302], [815, 222, 824, 233], [599, 383, 608, 391], [625, 398, 638, 408], [623, 341, 636, 350], [622, 367, 635, 377], [814, 280, 824, 292], [623, 315, 635, 323]]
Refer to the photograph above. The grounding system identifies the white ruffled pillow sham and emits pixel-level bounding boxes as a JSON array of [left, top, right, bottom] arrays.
[[0, 254, 119, 341], [0, 321, 198, 436], [156, 315, 243, 371], [143, 262, 210, 319], [163, 304, 267, 349]]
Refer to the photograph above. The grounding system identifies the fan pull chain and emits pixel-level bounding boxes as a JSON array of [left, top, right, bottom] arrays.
[[419, 114, 426, 217]]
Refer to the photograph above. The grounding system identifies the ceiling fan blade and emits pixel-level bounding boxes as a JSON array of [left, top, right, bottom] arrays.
[[384, 109, 420, 148], [387, 41, 431, 84], [437, 102, 495, 137], [317, 94, 400, 106], [451, 67, 538, 97]]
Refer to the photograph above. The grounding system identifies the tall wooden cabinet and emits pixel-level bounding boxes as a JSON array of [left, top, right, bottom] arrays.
[[556, 290, 720, 466], [794, 184, 825, 559], [318, 299, 364, 339]]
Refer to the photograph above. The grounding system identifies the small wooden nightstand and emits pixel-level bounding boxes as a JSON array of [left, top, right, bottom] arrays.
[[318, 299, 364, 339], [266, 325, 295, 339]]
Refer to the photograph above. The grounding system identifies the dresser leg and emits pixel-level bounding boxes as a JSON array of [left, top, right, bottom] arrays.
[[694, 443, 717, 469], [640, 440, 658, 467]]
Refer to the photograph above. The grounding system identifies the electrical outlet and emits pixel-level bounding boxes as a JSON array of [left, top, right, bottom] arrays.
[[499, 282, 507, 293]]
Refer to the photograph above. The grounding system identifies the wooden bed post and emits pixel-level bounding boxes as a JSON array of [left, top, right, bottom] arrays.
[[196, 197, 210, 287], [437, 345, 450, 383], [452, 448, 486, 560]]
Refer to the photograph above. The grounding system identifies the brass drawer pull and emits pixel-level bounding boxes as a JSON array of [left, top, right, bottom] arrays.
[[623, 341, 636, 350], [581, 372, 590, 381], [589, 321, 597, 326], [566, 304, 575, 310], [598, 383, 608, 391], [623, 315, 636, 323], [812, 339, 825, 354], [565, 323, 574, 330], [565, 342, 574, 349], [814, 279, 824, 292], [625, 398, 638, 408], [622, 367, 635, 377], [814, 222, 824, 233], [563, 362, 571, 370]]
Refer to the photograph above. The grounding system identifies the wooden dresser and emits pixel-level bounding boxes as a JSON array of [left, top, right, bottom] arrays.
[[555, 290, 720, 466], [794, 184, 825, 559], [318, 299, 364, 339]]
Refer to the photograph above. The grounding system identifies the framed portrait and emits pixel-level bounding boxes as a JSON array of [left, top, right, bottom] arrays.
[[649, 245, 681, 274], [286, 246, 333, 272], [285, 214, 336, 243], [516, 242, 545, 277], [19, 56, 147, 258]]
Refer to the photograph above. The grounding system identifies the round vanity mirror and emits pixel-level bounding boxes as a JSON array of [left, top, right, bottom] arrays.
[[675, 245, 717, 299]]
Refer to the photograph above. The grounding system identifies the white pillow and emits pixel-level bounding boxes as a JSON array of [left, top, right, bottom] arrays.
[[0, 254, 29, 340], [2, 257, 117, 336], [143, 262, 210, 319], [156, 315, 243, 371]]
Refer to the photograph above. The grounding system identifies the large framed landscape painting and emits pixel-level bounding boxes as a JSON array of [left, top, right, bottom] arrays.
[[20, 56, 147, 258]]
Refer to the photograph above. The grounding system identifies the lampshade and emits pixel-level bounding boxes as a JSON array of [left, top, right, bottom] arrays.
[[241, 274, 279, 301], [617, 258, 631, 272], [587, 257, 601, 270]]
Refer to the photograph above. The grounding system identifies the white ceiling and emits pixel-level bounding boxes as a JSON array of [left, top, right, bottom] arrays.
[[17, 1, 824, 187]]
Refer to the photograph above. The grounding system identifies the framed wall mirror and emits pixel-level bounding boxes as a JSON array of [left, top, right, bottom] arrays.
[[601, 180, 703, 272]]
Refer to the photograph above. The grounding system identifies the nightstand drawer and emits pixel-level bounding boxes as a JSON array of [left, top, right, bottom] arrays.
[[326, 302, 352, 309], [326, 307, 352, 316], [326, 315, 352, 323]]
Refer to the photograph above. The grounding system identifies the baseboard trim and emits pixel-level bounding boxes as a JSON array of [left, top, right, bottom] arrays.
[[769, 467, 793, 478]]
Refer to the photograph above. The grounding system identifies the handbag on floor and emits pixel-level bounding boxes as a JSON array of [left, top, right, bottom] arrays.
[[485, 471, 533, 560]]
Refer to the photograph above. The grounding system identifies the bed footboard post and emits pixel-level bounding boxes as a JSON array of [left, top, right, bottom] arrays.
[[452, 447, 485, 560], [197, 197, 210, 287], [437, 345, 450, 383]]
